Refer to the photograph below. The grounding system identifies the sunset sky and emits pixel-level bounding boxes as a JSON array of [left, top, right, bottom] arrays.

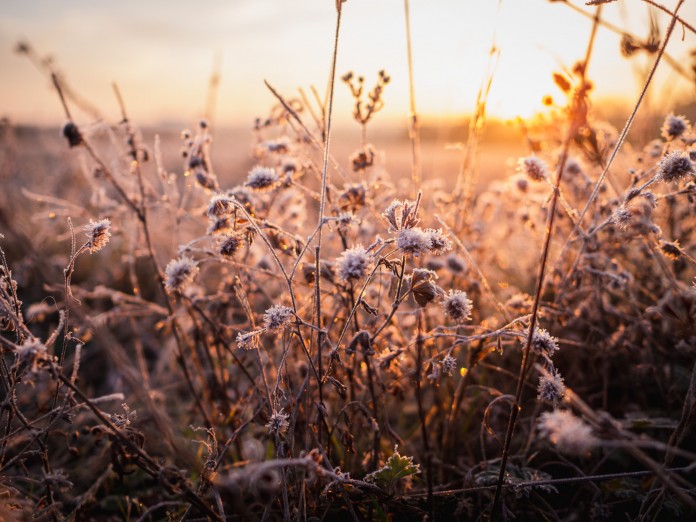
[[1, 0, 694, 127]]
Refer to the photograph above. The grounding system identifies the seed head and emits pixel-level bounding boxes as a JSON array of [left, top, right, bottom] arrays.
[[441, 355, 457, 376], [442, 290, 473, 324], [266, 409, 290, 437], [396, 228, 432, 256], [537, 409, 597, 456], [337, 246, 372, 281], [657, 151, 695, 183], [218, 231, 246, 257], [425, 228, 452, 255], [446, 255, 466, 274], [207, 193, 235, 218], [263, 305, 294, 333], [537, 368, 566, 405], [518, 156, 549, 182], [529, 327, 559, 358], [62, 122, 83, 148], [164, 256, 198, 293], [245, 166, 280, 191], [84, 219, 111, 253], [660, 114, 690, 141]]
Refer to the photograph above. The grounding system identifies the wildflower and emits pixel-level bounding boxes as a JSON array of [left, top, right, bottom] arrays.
[[537, 368, 565, 405], [245, 166, 280, 191], [397, 228, 432, 256], [263, 304, 294, 332], [207, 193, 235, 218], [537, 409, 597, 456], [218, 231, 245, 257], [656, 151, 695, 183], [425, 228, 452, 255], [83, 219, 111, 253], [441, 355, 457, 376], [266, 409, 290, 437], [529, 327, 559, 358], [337, 246, 372, 281], [660, 114, 690, 141], [164, 256, 198, 293], [442, 290, 473, 324], [518, 156, 549, 182]]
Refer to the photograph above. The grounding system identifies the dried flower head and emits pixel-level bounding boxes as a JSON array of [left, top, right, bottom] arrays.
[[660, 114, 690, 141], [446, 255, 466, 274], [425, 228, 453, 255], [518, 156, 549, 182], [612, 193, 659, 237], [164, 256, 199, 293], [656, 151, 695, 183], [396, 228, 432, 256], [442, 290, 473, 324], [382, 191, 422, 232], [337, 246, 372, 281], [207, 193, 235, 218], [62, 122, 83, 148], [245, 166, 280, 191], [441, 355, 457, 376], [537, 368, 566, 405], [529, 327, 559, 358], [660, 240, 682, 260], [338, 183, 367, 211], [266, 409, 290, 437], [537, 409, 597, 456], [263, 304, 294, 333], [84, 219, 111, 253], [350, 145, 376, 171], [218, 231, 246, 257]]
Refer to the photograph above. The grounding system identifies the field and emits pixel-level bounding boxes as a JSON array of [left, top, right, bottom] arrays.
[[1, 1, 696, 521]]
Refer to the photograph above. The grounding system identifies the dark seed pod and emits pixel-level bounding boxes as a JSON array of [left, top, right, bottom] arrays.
[[62, 122, 83, 147]]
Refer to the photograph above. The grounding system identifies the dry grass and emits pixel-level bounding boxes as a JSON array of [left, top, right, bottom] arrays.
[[1, 2, 696, 521]]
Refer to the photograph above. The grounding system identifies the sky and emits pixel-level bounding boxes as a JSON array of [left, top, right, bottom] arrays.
[[1, 0, 695, 127]]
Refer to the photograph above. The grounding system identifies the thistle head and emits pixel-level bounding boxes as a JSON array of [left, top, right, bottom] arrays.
[[84, 219, 111, 253]]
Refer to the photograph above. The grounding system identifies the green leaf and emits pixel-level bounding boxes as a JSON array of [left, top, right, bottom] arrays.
[[365, 446, 420, 489]]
